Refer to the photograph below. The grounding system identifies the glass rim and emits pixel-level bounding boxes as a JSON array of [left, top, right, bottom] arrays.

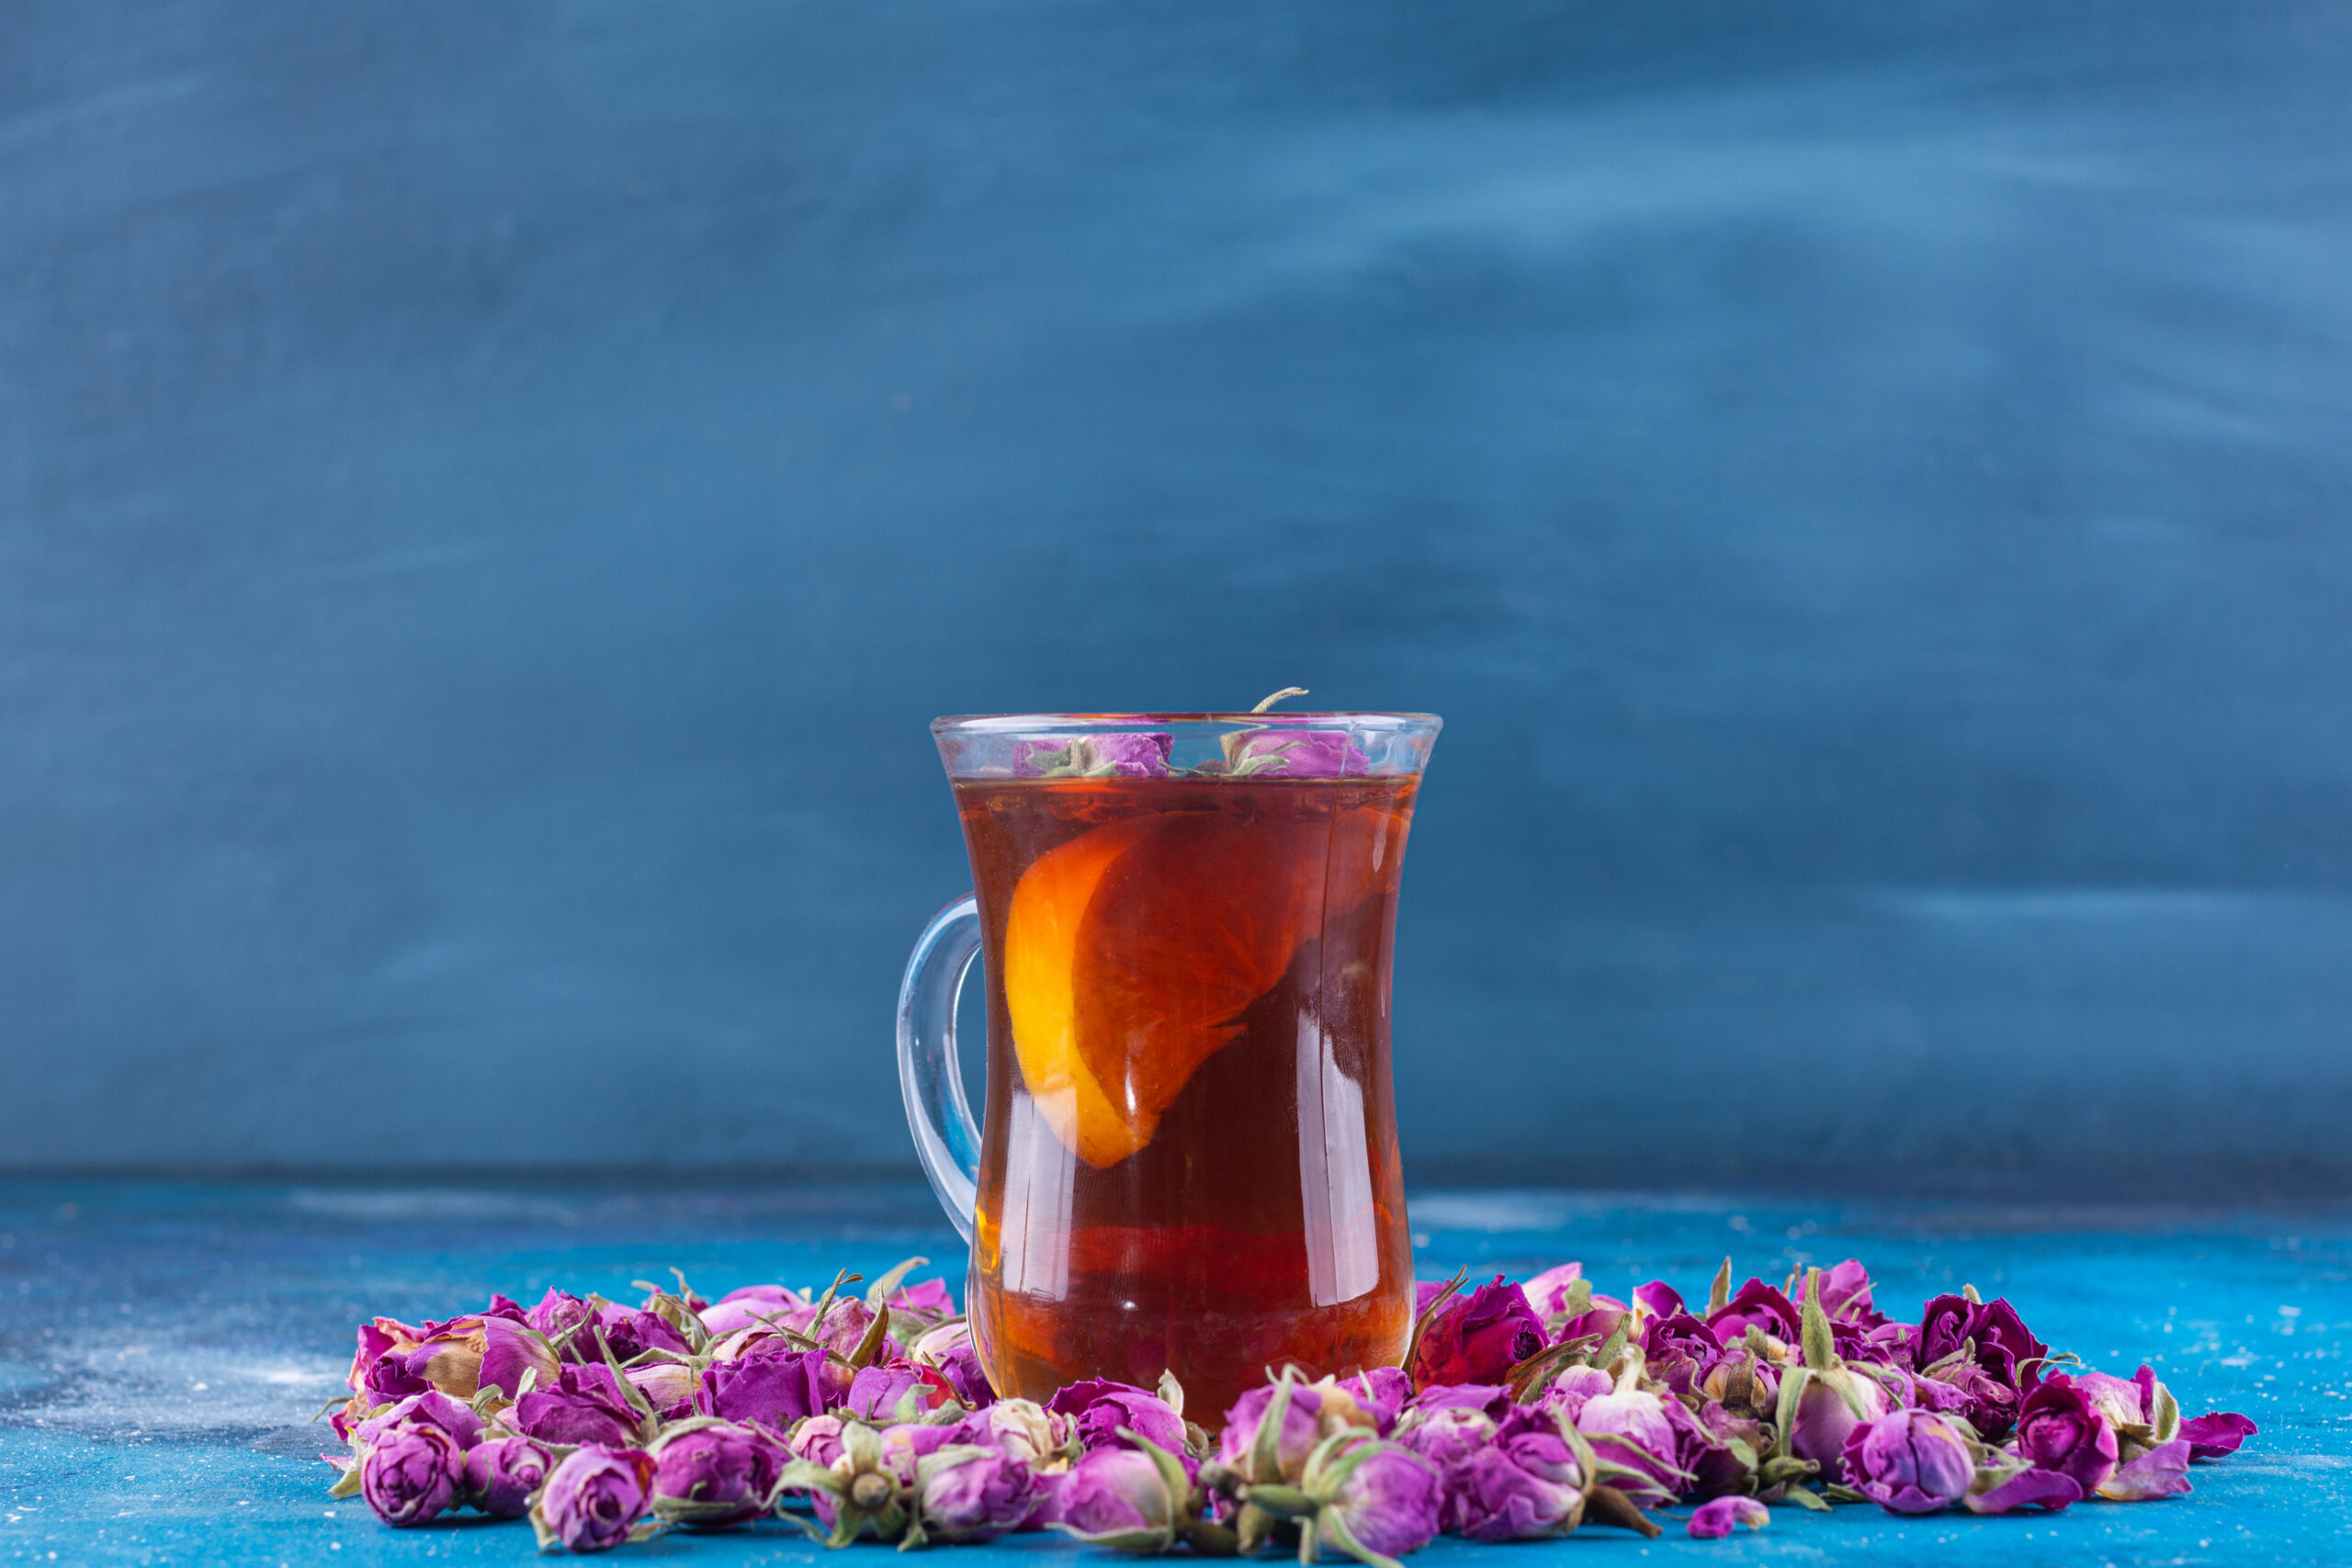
[[933, 711, 1441, 734]]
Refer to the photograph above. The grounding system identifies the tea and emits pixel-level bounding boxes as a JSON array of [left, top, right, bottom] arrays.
[[956, 773, 1421, 1418]]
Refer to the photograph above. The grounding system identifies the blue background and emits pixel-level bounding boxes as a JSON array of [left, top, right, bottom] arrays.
[[4, 2, 2348, 1191]]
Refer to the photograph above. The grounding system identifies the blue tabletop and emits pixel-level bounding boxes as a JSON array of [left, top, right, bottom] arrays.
[[0, 1180, 2343, 1566]]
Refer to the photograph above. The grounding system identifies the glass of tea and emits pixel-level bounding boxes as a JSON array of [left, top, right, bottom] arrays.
[[897, 706, 1441, 1418]]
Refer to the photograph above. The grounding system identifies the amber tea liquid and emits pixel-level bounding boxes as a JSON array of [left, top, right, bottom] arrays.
[[957, 773, 1419, 1419]]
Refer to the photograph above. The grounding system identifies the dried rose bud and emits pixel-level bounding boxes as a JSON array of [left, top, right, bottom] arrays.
[[649, 1418, 790, 1528], [1225, 729, 1370, 778], [348, 1390, 482, 1454], [2012, 1375, 2120, 1498], [1334, 1368, 1414, 1436], [1631, 1280, 1685, 1323], [1054, 1446, 1180, 1551], [526, 1289, 601, 1358], [1775, 1277, 1891, 1485], [1410, 1277, 1545, 1388], [1449, 1406, 1587, 1541], [1915, 1292, 2049, 1439], [1572, 1388, 1697, 1508], [1686, 1495, 1769, 1539], [846, 1359, 956, 1422], [625, 1359, 699, 1421], [1839, 1410, 1974, 1514], [508, 1363, 646, 1449], [464, 1434, 551, 1518], [1394, 1404, 1497, 1476], [1218, 1374, 1361, 1485], [888, 1279, 957, 1319], [1536, 1365, 1616, 1427], [910, 1320, 995, 1411], [1046, 1378, 1188, 1455], [1519, 1263, 1586, 1321], [1704, 1280, 1799, 1348], [788, 1413, 851, 1468], [1641, 1313, 1725, 1397], [531, 1445, 658, 1552], [360, 1422, 464, 1529], [1793, 1260, 1885, 1328], [949, 1397, 1077, 1469], [695, 1347, 846, 1428], [1014, 734, 1173, 778], [914, 1445, 1046, 1543]]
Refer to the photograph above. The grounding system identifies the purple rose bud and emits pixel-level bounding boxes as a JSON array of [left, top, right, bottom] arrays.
[[1520, 1263, 1585, 1321], [1536, 1365, 1616, 1427], [1839, 1410, 1974, 1514], [1687, 1495, 1769, 1539], [465, 1435, 552, 1518], [1320, 1439, 1444, 1559], [1054, 1446, 1177, 1550], [626, 1360, 699, 1421], [1917, 1294, 2049, 1438], [2179, 1411, 2257, 1460], [1411, 1277, 1546, 1387], [508, 1363, 645, 1449], [846, 1360, 948, 1422], [650, 1419, 789, 1528], [350, 1390, 484, 1453], [1013, 734, 1173, 778], [916, 1446, 1045, 1542], [1795, 1260, 1885, 1328], [2014, 1375, 2120, 1498], [696, 1348, 847, 1429], [788, 1413, 851, 1469], [1784, 1369, 1889, 1483], [533, 1445, 658, 1552], [395, 1314, 562, 1404], [1704, 1280, 1799, 1348], [950, 1398, 1076, 1469], [1450, 1406, 1587, 1541], [1395, 1405, 1498, 1476], [1227, 730, 1368, 778], [526, 1289, 601, 1357], [1693, 1348, 1777, 1420], [590, 1304, 691, 1364], [1574, 1389, 1697, 1508], [1046, 1378, 1189, 1454], [699, 1284, 807, 1337], [1335, 1367, 1415, 1435], [1641, 1313, 1725, 1396], [1218, 1380, 1335, 1483], [360, 1422, 464, 1528], [910, 1319, 996, 1411]]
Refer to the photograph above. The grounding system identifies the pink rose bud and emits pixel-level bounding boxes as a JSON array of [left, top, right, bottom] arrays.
[[1013, 734, 1173, 777], [1450, 1407, 1586, 1541], [1839, 1410, 1975, 1514], [1227, 730, 1369, 777], [360, 1422, 464, 1529], [1410, 1277, 1545, 1387], [2012, 1375, 2120, 1499], [532, 1445, 657, 1552], [1045, 1378, 1189, 1455], [916, 1446, 1045, 1543], [464, 1435, 551, 1518], [1054, 1446, 1177, 1550], [650, 1419, 790, 1528]]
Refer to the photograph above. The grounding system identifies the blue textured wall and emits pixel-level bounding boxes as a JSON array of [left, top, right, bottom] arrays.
[[4, 3, 2348, 1190]]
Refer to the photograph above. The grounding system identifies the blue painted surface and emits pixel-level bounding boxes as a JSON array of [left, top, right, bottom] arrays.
[[0, 1181, 2345, 1565], [5, 4, 2352, 1188]]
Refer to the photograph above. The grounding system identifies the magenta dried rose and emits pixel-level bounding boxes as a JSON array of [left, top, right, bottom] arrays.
[[1402, 1382, 1511, 1420], [525, 1289, 601, 1358], [508, 1363, 645, 1449], [402, 1314, 561, 1404], [1641, 1313, 1724, 1396], [1840, 1410, 1973, 1514], [1536, 1364, 1616, 1427], [2180, 1411, 2257, 1460], [533, 1445, 657, 1552], [888, 1278, 957, 1318], [696, 1347, 845, 1428], [1336, 1367, 1415, 1435], [1916, 1293, 2049, 1439], [1014, 734, 1173, 778], [625, 1359, 699, 1421], [1046, 1378, 1188, 1454], [1218, 1379, 1338, 1484], [359, 1421, 464, 1528], [1307, 1436, 1444, 1560], [846, 1359, 953, 1422], [464, 1434, 551, 1519], [2103, 1438, 2193, 1501], [1632, 1280, 1686, 1321], [950, 1398, 1077, 1469], [1704, 1279, 1799, 1348], [1687, 1495, 1769, 1539], [1449, 1406, 1587, 1541], [1395, 1404, 1498, 1477], [915, 1446, 1045, 1543], [650, 1418, 789, 1528], [2014, 1375, 2120, 1498], [910, 1319, 996, 1411], [349, 1390, 482, 1453], [1573, 1388, 1696, 1507], [1227, 730, 1369, 777], [1411, 1276, 1545, 1386], [589, 1304, 691, 1363], [1054, 1446, 1178, 1550]]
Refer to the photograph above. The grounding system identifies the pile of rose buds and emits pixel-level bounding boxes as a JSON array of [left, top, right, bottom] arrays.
[[321, 1256, 2258, 1557]]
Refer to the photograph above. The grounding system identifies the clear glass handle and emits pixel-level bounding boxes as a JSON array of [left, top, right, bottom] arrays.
[[898, 894, 982, 1242]]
